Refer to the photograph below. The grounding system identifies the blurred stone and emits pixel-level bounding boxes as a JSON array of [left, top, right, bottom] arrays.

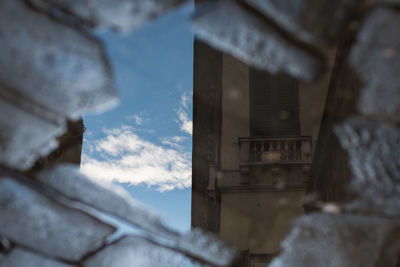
[[192, 0, 324, 81], [37, 164, 236, 267], [37, 164, 164, 233], [0, 0, 117, 120], [0, 236, 11, 263], [335, 117, 400, 217], [178, 228, 236, 267], [0, 248, 76, 267], [28, 0, 185, 32], [0, 96, 65, 170], [0, 237, 11, 254], [0, 177, 115, 261], [83, 236, 200, 267], [269, 213, 400, 267], [244, 0, 360, 45], [351, 8, 400, 122], [335, 117, 400, 195]]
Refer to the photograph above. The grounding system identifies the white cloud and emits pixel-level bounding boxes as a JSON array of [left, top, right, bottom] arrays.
[[170, 136, 186, 142], [176, 91, 193, 135], [180, 91, 191, 110], [177, 109, 193, 135], [126, 113, 146, 125], [81, 126, 191, 191], [160, 136, 187, 150], [85, 130, 93, 138]]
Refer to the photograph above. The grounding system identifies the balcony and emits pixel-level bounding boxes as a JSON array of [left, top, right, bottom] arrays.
[[239, 136, 312, 165], [238, 136, 312, 185]]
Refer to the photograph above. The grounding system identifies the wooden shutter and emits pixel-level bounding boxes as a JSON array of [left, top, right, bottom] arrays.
[[250, 68, 300, 136]]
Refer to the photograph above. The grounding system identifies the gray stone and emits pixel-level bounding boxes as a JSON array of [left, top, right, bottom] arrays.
[[0, 95, 65, 170], [0, 248, 76, 267], [0, 0, 117, 120], [335, 117, 400, 217], [351, 8, 400, 122], [37, 164, 164, 234], [269, 213, 400, 267], [192, 0, 324, 81], [0, 177, 115, 262], [83, 236, 200, 267], [37, 164, 236, 267], [28, 0, 185, 32], [177, 228, 236, 267], [335, 117, 400, 194], [0, 237, 11, 253], [244, 0, 360, 45], [0, 236, 11, 264]]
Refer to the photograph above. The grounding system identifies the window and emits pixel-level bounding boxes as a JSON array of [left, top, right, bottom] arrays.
[[249, 68, 300, 137]]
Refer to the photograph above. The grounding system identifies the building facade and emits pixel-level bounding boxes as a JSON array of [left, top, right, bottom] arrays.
[[192, 40, 333, 266]]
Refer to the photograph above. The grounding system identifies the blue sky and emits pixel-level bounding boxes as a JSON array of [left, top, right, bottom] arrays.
[[81, 2, 194, 232]]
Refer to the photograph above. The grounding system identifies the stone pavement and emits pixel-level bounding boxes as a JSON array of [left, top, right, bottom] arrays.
[[1, 0, 400, 266]]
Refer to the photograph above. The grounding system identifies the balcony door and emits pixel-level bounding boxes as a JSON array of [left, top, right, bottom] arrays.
[[249, 68, 300, 137]]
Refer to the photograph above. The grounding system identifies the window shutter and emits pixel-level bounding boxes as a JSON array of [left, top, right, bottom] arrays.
[[250, 68, 300, 136]]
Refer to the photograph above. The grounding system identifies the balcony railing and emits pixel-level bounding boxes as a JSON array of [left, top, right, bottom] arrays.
[[239, 136, 312, 166]]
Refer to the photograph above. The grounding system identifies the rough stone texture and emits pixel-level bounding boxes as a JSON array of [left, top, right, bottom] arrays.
[[351, 8, 400, 122], [192, 0, 324, 81], [0, 177, 115, 262], [0, 0, 117, 120], [28, 0, 185, 32], [0, 236, 11, 263], [178, 228, 236, 267], [36, 164, 236, 266], [0, 96, 65, 170], [0, 248, 76, 267], [335, 117, 400, 217], [37, 164, 164, 233], [83, 236, 200, 267], [269, 213, 400, 267], [244, 0, 360, 45], [3, 0, 400, 266]]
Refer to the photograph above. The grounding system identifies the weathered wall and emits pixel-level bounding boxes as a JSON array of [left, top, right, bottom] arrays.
[[219, 191, 304, 253], [192, 40, 222, 232], [220, 54, 250, 170], [299, 50, 335, 153], [217, 51, 326, 255], [306, 39, 361, 206], [220, 53, 332, 171]]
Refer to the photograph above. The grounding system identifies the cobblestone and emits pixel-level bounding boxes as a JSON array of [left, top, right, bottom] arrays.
[[0, 96, 65, 170], [192, 0, 324, 81], [351, 8, 400, 122], [28, 0, 185, 32], [83, 236, 200, 267], [335, 117, 400, 218], [269, 213, 400, 267], [0, 177, 114, 261], [244, 0, 360, 45], [0, 248, 76, 267], [37, 164, 163, 230], [0, 0, 117, 120]]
